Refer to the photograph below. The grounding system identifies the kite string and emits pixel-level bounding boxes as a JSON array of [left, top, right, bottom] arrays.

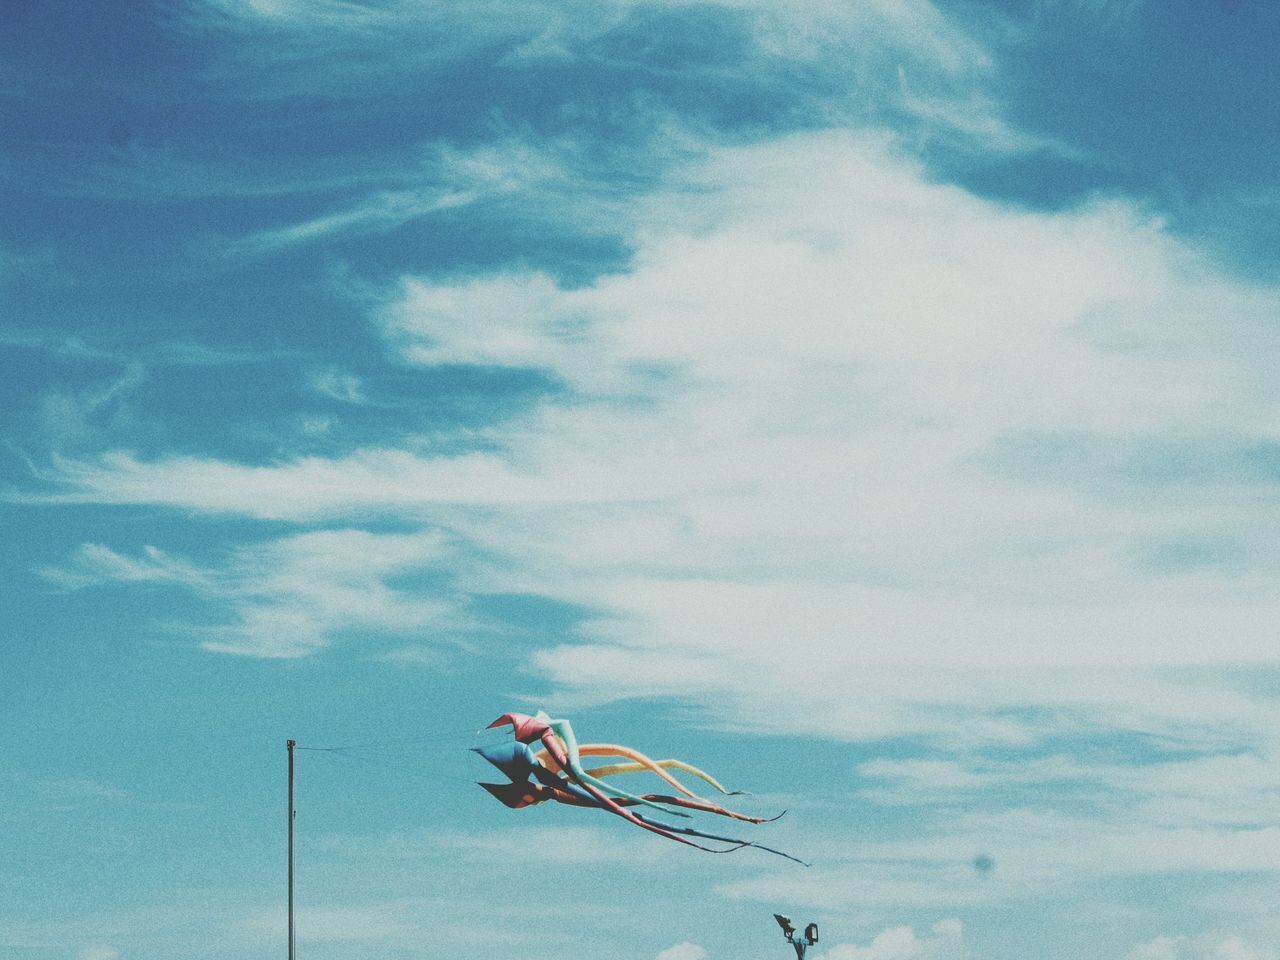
[[293, 725, 501, 752], [291, 726, 517, 787], [306, 746, 481, 785]]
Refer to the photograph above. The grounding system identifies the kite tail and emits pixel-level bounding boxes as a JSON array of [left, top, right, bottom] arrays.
[[574, 745, 730, 800], [633, 813, 810, 866], [614, 793, 781, 824], [561, 749, 739, 797], [544, 729, 691, 819], [538, 734, 729, 851]]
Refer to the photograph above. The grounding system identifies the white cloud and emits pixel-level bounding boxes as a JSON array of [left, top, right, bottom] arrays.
[[717, 796, 1280, 914], [218, 133, 612, 256], [819, 919, 964, 960], [895, 64, 1078, 159], [856, 749, 1280, 828], [40, 542, 208, 590], [422, 823, 683, 871], [220, 136, 551, 254], [198, 0, 386, 26], [656, 942, 708, 960], [13, 2, 1276, 954], [0, 899, 276, 958], [37, 362, 146, 450], [1061, 0, 1152, 27], [37, 447, 542, 517], [239, 896, 501, 946], [41, 529, 456, 657], [187, 0, 983, 71], [1127, 934, 1280, 960], [28, 131, 1280, 939], [34, 129, 1280, 724], [181, 0, 1019, 168], [227, 185, 475, 256], [199, 528, 459, 657], [34, 776, 127, 803], [377, 644, 446, 666], [309, 366, 366, 404], [386, 271, 593, 373]]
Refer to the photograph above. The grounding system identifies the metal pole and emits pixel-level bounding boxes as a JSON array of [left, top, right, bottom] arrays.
[[287, 739, 296, 960]]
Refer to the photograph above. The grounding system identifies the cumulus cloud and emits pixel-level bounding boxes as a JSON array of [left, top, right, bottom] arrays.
[[655, 943, 708, 960], [820, 919, 964, 960]]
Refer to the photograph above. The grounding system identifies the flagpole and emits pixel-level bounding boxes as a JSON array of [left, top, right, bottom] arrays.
[[287, 739, 296, 960]]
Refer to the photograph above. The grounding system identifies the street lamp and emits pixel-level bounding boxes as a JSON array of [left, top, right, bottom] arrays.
[[774, 913, 819, 959]]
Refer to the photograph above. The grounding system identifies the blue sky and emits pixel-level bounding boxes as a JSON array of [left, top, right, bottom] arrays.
[[4, 2, 1280, 958]]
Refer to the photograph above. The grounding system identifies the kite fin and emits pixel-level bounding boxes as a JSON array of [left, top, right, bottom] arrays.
[[477, 781, 544, 809]]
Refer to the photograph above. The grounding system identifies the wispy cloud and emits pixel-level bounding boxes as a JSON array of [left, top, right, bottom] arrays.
[[29, 129, 1280, 723], [1, 771, 131, 808], [1128, 933, 1278, 960], [39, 529, 458, 657], [235, 894, 547, 951], [221, 137, 576, 256], [175, 0, 1021, 167], [39, 542, 208, 590], [8, 0, 1277, 955], [1, 331, 301, 367], [895, 65, 1080, 159], [183, 0, 987, 69], [719, 812, 1280, 910], [433, 824, 667, 865], [302, 822, 673, 869], [191, 0, 399, 30], [31, 448, 538, 517], [225, 187, 475, 256], [712, 738, 1280, 912], [17, 120, 1280, 956], [858, 749, 1280, 829], [36, 363, 146, 451], [308, 366, 366, 404], [1056, 0, 1153, 28]]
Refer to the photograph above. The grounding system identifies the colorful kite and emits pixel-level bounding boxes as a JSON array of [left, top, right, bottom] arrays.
[[475, 710, 808, 865]]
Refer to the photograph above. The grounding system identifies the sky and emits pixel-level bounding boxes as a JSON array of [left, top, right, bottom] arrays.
[[3, 1, 1280, 958]]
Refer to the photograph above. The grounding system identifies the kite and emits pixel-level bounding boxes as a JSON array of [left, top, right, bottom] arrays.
[[475, 710, 807, 865]]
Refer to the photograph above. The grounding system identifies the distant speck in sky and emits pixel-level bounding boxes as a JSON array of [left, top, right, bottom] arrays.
[[108, 120, 130, 149]]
